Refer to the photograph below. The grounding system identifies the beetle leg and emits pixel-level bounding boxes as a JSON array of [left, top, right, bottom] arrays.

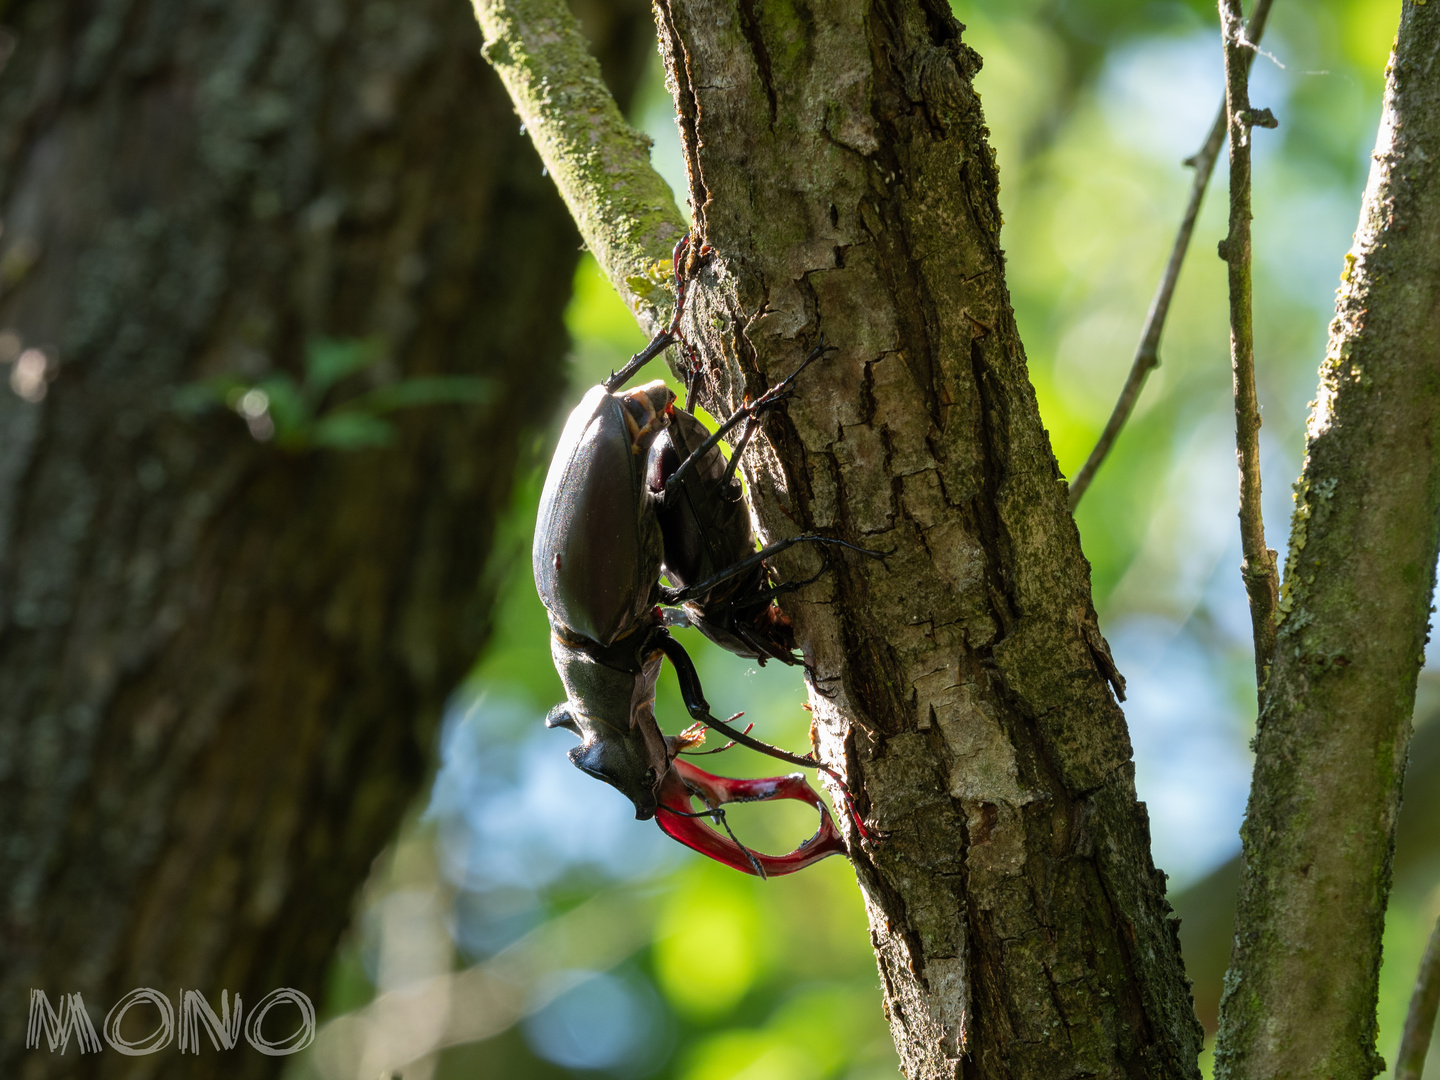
[[706, 560, 850, 696], [719, 412, 760, 488], [721, 567, 828, 669], [664, 340, 833, 495], [655, 759, 846, 876], [659, 534, 886, 607], [657, 630, 869, 839], [604, 328, 676, 393], [807, 669, 841, 699], [731, 617, 802, 669], [744, 553, 831, 607], [683, 341, 706, 414], [605, 236, 700, 392], [659, 631, 817, 771]]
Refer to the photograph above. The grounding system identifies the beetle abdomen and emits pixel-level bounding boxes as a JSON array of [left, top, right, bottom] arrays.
[[534, 383, 670, 646]]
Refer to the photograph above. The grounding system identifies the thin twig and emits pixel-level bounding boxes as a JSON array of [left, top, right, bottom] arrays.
[[1068, 0, 1276, 510], [1220, 0, 1280, 684], [1397, 912, 1440, 1080]]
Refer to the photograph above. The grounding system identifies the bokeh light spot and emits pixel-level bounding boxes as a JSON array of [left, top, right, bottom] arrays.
[[655, 861, 764, 1019], [522, 968, 670, 1073]]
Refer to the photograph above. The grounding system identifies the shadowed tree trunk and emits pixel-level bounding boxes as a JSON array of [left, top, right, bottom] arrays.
[[0, 0, 650, 1074]]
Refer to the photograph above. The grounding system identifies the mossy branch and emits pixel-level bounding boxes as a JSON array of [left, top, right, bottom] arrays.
[[471, 0, 688, 335], [1214, 1, 1440, 1075]]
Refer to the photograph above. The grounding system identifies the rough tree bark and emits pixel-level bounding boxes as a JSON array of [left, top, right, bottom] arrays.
[[478, 0, 1204, 1076], [1213, 4, 1440, 1077], [0, 0, 650, 1074]]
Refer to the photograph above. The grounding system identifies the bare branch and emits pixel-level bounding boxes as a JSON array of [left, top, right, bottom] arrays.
[[471, 0, 688, 335], [1219, 0, 1279, 685], [1068, 0, 1274, 511], [1397, 912, 1440, 1080]]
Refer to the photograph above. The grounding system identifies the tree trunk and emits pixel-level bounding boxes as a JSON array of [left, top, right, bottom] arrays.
[[0, 0, 649, 1074], [1213, 4, 1440, 1077], [647, 1, 1202, 1076]]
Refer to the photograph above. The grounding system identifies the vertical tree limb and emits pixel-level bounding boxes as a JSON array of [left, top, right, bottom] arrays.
[[1067, 0, 1274, 511], [1213, 2, 1440, 1076], [1219, 0, 1280, 686]]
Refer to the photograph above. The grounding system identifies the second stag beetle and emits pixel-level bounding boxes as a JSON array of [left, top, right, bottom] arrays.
[[532, 238, 880, 876]]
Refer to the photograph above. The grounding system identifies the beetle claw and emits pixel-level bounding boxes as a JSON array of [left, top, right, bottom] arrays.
[[654, 759, 847, 876], [806, 667, 839, 700]]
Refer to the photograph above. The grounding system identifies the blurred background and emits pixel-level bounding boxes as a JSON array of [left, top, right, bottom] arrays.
[[272, 1, 1440, 1078]]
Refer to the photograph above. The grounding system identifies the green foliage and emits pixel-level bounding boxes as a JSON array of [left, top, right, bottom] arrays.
[[173, 336, 493, 450]]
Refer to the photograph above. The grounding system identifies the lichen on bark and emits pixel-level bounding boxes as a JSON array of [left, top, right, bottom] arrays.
[[471, 0, 687, 335]]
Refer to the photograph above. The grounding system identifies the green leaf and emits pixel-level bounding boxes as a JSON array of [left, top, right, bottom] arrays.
[[174, 347, 485, 455], [309, 412, 396, 449], [256, 374, 312, 445], [172, 376, 246, 416], [348, 376, 494, 415], [304, 336, 384, 398]]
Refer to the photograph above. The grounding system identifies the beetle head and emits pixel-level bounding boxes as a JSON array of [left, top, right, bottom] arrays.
[[547, 636, 670, 819], [616, 380, 675, 450]]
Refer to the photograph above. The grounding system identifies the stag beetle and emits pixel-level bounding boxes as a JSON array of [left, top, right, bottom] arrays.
[[532, 238, 877, 875], [533, 378, 675, 818], [648, 347, 842, 668]]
